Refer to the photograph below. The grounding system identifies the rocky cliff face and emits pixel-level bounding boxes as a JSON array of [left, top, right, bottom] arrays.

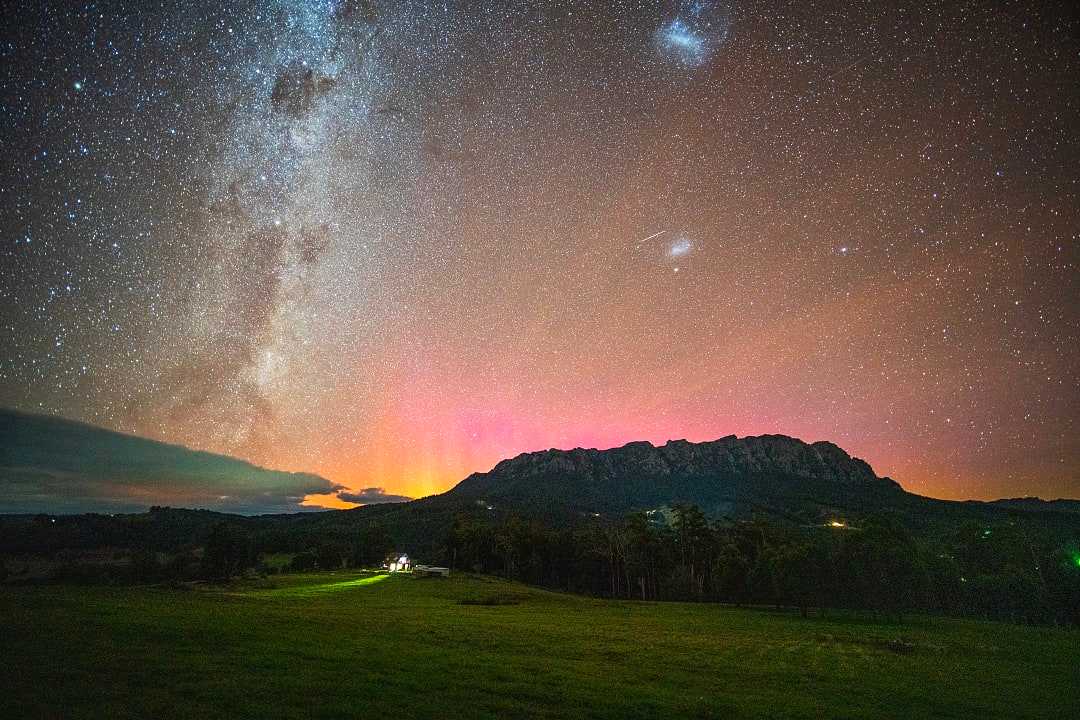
[[445, 434, 903, 521], [486, 435, 889, 485]]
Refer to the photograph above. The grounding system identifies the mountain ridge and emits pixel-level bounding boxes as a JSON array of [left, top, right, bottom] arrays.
[[437, 433, 907, 523]]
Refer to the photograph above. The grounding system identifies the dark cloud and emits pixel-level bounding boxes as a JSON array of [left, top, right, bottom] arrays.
[[336, 487, 413, 505], [270, 63, 336, 118], [0, 409, 341, 515], [300, 223, 332, 265]]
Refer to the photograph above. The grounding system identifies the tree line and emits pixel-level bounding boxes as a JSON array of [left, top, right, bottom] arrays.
[[3, 504, 1078, 625], [444, 505, 1080, 625]]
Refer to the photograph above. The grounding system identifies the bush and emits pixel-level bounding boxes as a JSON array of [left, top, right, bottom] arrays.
[[289, 551, 318, 572], [201, 523, 255, 580]]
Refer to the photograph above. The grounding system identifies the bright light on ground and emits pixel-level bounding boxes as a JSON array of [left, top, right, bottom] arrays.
[[260, 574, 390, 598]]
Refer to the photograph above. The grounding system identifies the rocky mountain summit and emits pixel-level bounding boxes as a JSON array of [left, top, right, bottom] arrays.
[[445, 434, 906, 521]]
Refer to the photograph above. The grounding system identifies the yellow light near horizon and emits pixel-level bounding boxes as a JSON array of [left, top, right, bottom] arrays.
[[301, 493, 359, 510], [828, 520, 846, 528]]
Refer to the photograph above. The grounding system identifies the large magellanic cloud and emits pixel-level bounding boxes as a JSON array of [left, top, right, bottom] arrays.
[[0, 409, 342, 514]]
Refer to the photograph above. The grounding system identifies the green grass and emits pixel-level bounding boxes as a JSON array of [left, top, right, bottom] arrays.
[[2, 572, 1077, 719]]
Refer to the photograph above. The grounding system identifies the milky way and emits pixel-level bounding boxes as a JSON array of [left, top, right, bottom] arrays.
[[1, 0, 1078, 507]]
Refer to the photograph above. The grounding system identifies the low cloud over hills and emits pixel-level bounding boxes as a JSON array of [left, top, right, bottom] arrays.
[[337, 487, 413, 505], [0, 409, 342, 514]]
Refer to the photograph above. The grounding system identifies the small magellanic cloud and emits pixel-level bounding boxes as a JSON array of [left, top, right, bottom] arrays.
[[669, 236, 693, 257]]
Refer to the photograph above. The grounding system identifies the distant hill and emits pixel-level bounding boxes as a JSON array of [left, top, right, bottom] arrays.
[[988, 498, 1080, 514], [0, 408, 339, 514]]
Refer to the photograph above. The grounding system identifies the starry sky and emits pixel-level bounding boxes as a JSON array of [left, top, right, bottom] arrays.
[[2, 0, 1078, 511]]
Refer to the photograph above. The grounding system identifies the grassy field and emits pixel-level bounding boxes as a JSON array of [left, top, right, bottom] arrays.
[[2, 572, 1077, 719]]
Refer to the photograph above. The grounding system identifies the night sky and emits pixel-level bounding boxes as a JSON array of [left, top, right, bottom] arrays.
[[2, 1, 1077, 510]]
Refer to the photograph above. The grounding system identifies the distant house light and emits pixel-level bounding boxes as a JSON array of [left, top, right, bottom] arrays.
[[828, 520, 846, 528], [414, 564, 450, 577]]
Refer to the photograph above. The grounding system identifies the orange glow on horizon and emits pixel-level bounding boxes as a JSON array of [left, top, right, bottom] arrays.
[[301, 493, 359, 510]]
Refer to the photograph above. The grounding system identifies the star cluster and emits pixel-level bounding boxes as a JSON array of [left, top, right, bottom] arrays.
[[1, 0, 1077, 507]]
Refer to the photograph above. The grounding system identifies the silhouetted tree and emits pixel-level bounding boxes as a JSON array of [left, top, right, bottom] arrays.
[[316, 541, 347, 570], [350, 524, 394, 568], [201, 523, 254, 580], [289, 550, 318, 572]]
